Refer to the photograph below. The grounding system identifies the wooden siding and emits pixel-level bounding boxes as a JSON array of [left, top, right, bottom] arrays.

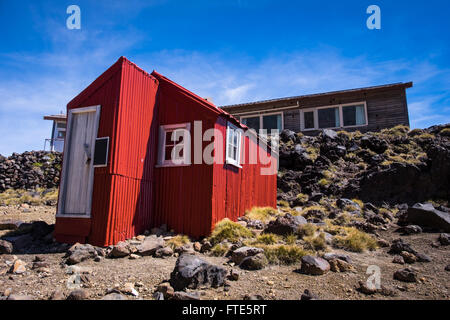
[[226, 86, 411, 134]]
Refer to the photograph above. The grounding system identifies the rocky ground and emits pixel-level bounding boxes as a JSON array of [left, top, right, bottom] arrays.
[[0, 124, 449, 300]]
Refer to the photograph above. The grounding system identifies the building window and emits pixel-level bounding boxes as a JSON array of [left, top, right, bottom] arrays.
[[241, 116, 260, 131], [318, 107, 340, 129], [241, 112, 283, 133], [301, 102, 367, 131], [343, 104, 366, 127], [226, 123, 242, 167], [304, 111, 315, 129], [158, 123, 191, 166]]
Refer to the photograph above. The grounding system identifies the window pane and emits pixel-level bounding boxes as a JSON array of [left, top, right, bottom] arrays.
[[263, 114, 282, 132], [56, 122, 66, 129], [165, 146, 173, 161], [241, 116, 260, 131], [232, 146, 237, 161], [233, 132, 238, 146], [318, 107, 340, 128], [165, 131, 174, 146], [343, 104, 366, 126], [304, 111, 315, 129]]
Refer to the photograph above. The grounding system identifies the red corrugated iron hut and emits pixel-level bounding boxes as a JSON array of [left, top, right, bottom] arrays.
[[54, 57, 277, 246]]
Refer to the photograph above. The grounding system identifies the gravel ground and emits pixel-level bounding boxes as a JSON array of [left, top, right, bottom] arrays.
[[0, 205, 449, 300]]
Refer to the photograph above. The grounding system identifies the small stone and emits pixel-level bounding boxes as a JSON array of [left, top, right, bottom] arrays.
[[121, 283, 139, 297], [0, 240, 13, 254], [239, 253, 268, 270], [67, 289, 89, 300], [155, 246, 174, 258], [102, 293, 128, 300], [49, 290, 65, 300], [394, 268, 417, 283], [438, 233, 450, 246], [400, 251, 417, 264], [3, 288, 12, 297], [136, 235, 146, 241], [173, 291, 200, 300], [377, 239, 390, 248], [10, 259, 26, 274], [415, 252, 432, 262], [228, 269, 240, 281], [156, 282, 174, 299], [378, 285, 397, 297], [299, 255, 330, 275], [402, 225, 422, 235], [392, 256, 405, 265], [357, 281, 377, 295], [300, 289, 318, 300], [109, 241, 130, 258], [193, 242, 202, 252]]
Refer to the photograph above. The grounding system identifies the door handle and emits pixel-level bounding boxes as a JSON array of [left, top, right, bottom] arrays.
[[84, 143, 91, 164]]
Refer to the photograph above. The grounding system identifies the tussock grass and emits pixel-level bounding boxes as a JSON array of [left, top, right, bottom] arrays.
[[318, 178, 332, 187], [380, 125, 410, 136], [210, 243, 229, 256], [351, 199, 364, 209], [208, 218, 254, 245], [277, 200, 290, 208], [330, 226, 378, 252], [245, 207, 279, 222], [297, 223, 317, 237], [303, 232, 328, 251], [0, 188, 58, 206], [166, 235, 190, 250], [252, 233, 280, 245], [296, 193, 309, 204], [284, 234, 297, 245], [439, 128, 450, 137], [256, 244, 310, 265]]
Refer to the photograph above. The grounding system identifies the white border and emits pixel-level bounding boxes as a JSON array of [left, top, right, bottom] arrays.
[[240, 111, 284, 132], [225, 122, 242, 168], [157, 122, 191, 167], [56, 105, 101, 219], [93, 136, 109, 168]]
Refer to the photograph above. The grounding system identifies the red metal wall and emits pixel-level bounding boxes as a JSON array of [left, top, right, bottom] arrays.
[[55, 57, 277, 246], [211, 116, 278, 229]]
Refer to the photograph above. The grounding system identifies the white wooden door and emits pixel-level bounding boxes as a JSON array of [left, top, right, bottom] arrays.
[[57, 106, 100, 217]]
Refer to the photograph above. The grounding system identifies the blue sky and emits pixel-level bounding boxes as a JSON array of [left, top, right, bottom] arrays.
[[0, 0, 449, 155]]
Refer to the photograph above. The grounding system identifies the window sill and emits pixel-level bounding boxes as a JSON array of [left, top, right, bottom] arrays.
[[155, 163, 191, 168], [225, 160, 242, 169]]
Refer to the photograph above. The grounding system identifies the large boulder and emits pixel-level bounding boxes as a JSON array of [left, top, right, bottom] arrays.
[[299, 255, 330, 275], [170, 254, 227, 291], [136, 236, 165, 256], [264, 213, 307, 236], [393, 268, 417, 283], [404, 203, 450, 232], [231, 246, 264, 265]]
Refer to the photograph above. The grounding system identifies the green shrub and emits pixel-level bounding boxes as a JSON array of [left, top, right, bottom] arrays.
[[297, 223, 317, 237], [253, 233, 279, 245], [333, 228, 378, 252], [439, 128, 450, 137], [303, 232, 327, 251], [277, 200, 290, 208], [210, 243, 229, 256]]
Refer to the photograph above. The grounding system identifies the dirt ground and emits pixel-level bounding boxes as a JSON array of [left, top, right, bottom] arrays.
[[0, 205, 449, 300]]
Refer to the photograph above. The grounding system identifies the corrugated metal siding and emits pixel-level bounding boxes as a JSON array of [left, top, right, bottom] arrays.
[[211, 116, 277, 231], [151, 79, 217, 238]]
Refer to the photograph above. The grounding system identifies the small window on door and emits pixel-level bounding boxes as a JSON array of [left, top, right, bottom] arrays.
[[158, 123, 191, 166], [93, 137, 109, 167], [226, 123, 242, 167]]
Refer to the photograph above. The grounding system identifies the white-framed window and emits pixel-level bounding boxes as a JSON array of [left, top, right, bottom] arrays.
[[300, 102, 368, 131], [226, 123, 242, 168], [240, 112, 283, 133], [158, 123, 191, 167]]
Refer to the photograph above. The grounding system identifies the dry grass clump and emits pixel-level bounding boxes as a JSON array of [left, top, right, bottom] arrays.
[[284, 234, 297, 245], [303, 232, 328, 251], [351, 199, 364, 209], [296, 193, 309, 204], [208, 218, 254, 245], [305, 146, 319, 161], [380, 125, 410, 137], [245, 206, 279, 222], [439, 128, 450, 137], [251, 233, 280, 245], [256, 244, 309, 265], [318, 178, 332, 187], [300, 205, 327, 216], [297, 223, 317, 237], [330, 226, 378, 252], [166, 235, 190, 250], [413, 133, 435, 140], [210, 243, 229, 256], [277, 200, 290, 208]]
